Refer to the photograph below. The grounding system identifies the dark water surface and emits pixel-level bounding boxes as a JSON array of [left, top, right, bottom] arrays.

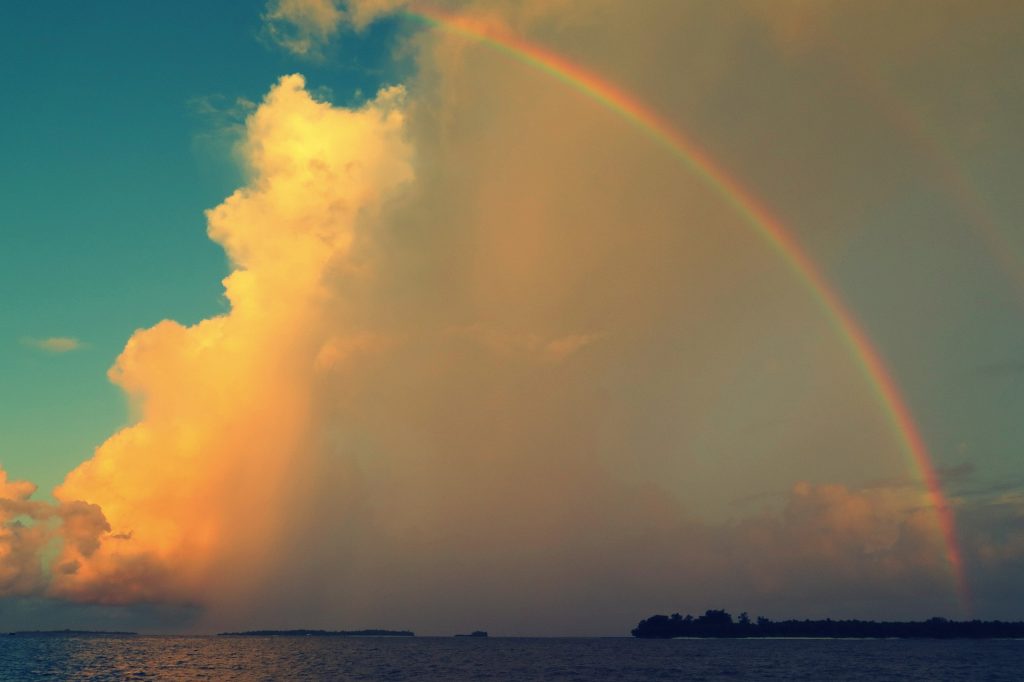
[[1, 636, 1020, 681]]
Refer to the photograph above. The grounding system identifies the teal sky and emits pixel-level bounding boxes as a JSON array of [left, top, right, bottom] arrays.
[[0, 2, 407, 495]]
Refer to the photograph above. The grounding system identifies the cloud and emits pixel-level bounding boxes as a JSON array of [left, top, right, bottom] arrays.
[[447, 325, 603, 363], [342, 0, 411, 29], [23, 337, 82, 353], [0, 469, 48, 597], [46, 74, 413, 608], [262, 0, 345, 57], [0, 468, 112, 600]]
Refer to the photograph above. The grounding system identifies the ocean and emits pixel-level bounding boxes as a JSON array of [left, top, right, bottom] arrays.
[[1, 635, 1021, 680]]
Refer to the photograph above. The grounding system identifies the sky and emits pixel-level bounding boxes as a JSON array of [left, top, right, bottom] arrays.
[[1, 0, 1023, 635]]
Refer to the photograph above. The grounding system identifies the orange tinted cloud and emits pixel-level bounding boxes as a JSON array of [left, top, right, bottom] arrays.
[[0, 469, 47, 596], [0, 469, 110, 598], [24, 337, 82, 353], [49, 75, 412, 605]]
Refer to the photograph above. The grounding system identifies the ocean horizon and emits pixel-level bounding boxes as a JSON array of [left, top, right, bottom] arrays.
[[2, 634, 1021, 680]]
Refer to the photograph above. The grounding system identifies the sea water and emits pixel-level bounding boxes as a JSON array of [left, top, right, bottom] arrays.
[[1, 635, 1020, 680]]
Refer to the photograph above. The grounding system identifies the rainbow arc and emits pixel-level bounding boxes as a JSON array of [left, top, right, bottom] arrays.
[[406, 4, 969, 611]]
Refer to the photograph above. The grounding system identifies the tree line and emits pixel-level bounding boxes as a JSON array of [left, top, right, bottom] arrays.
[[632, 610, 1024, 638]]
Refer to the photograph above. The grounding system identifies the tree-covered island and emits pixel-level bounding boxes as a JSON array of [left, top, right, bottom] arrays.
[[633, 610, 1024, 638], [218, 629, 414, 637]]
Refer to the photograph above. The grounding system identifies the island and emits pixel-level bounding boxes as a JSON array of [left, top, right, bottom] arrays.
[[218, 629, 414, 637], [454, 630, 488, 638], [7, 630, 137, 637], [632, 609, 1024, 639]]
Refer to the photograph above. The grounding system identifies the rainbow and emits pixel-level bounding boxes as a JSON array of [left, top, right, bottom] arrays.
[[405, 5, 970, 610]]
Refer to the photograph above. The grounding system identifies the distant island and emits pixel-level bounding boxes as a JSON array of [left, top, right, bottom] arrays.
[[218, 629, 414, 637], [633, 610, 1024, 639], [8, 630, 137, 637], [454, 630, 488, 638]]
